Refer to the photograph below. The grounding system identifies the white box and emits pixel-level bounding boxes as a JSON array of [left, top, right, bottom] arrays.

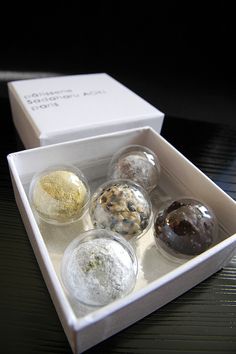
[[7, 127, 236, 353], [8, 73, 164, 148]]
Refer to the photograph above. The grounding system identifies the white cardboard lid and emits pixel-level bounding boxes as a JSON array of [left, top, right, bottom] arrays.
[[8, 73, 164, 148]]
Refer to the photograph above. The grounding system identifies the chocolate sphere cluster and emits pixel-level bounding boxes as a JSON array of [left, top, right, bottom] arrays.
[[29, 145, 219, 306]]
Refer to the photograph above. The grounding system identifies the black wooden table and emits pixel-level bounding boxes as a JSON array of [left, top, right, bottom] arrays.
[[1, 96, 236, 354]]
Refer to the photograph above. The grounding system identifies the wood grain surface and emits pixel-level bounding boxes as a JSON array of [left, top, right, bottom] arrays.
[[1, 97, 236, 354]]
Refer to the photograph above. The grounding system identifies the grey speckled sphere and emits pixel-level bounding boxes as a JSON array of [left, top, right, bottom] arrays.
[[61, 229, 138, 306]]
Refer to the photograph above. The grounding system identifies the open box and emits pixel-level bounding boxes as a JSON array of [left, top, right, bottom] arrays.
[[7, 126, 236, 353]]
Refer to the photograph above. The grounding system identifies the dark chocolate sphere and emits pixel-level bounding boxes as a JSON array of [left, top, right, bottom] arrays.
[[154, 198, 218, 260]]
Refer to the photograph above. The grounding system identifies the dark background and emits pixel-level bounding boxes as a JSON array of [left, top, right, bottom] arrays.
[[1, 4, 236, 354], [1, 2, 236, 126]]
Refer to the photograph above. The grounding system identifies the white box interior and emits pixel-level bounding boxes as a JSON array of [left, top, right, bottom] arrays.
[[8, 127, 236, 353]]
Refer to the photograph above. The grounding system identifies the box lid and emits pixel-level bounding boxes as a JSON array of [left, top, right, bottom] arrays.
[[8, 73, 164, 148]]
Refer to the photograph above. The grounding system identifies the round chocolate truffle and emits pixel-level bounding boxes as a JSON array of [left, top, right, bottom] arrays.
[[89, 180, 152, 239], [61, 229, 138, 306], [154, 198, 218, 261], [108, 145, 161, 193], [29, 165, 90, 225]]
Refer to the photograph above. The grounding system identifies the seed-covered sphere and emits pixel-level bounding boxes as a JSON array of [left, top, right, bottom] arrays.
[[90, 179, 152, 239]]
